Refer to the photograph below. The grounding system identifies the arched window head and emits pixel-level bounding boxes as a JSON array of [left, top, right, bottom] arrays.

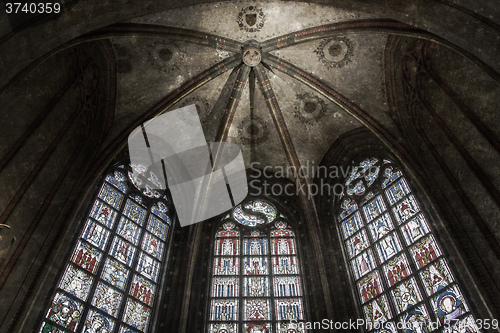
[[336, 158, 480, 332], [208, 199, 306, 333], [39, 163, 174, 333]]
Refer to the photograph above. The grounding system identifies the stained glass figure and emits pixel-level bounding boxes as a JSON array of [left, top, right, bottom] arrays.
[[136, 252, 160, 282], [117, 217, 142, 245], [358, 271, 384, 303], [432, 285, 469, 324], [146, 215, 168, 241], [243, 277, 270, 297], [391, 278, 422, 313], [273, 257, 298, 275], [71, 240, 102, 274], [383, 254, 412, 287], [59, 265, 93, 301], [141, 232, 164, 260], [399, 305, 432, 333], [39, 322, 65, 333], [216, 238, 240, 256], [271, 238, 296, 255], [209, 323, 238, 333], [392, 195, 419, 224], [244, 257, 269, 275], [43, 292, 83, 332], [341, 211, 363, 239], [409, 235, 442, 269], [122, 199, 147, 226], [363, 295, 392, 324], [345, 229, 370, 259], [211, 299, 239, 321], [385, 178, 411, 205], [98, 183, 124, 209], [101, 258, 129, 290], [92, 282, 123, 317], [274, 276, 301, 297], [363, 195, 386, 222], [110, 236, 136, 267], [352, 249, 376, 280], [84, 309, 115, 333], [81, 219, 110, 250], [90, 200, 118, 229], [368, 213, 394, 241], [374, 232, 402, 263], [123, 298, 151, 332], [243, 238, 268, 255], [419, 259, 454, 296], [214, 257, 239, 275], [401, 214, 430, 246], [212, 277, 239, 297], [130, 274, 156, 306]]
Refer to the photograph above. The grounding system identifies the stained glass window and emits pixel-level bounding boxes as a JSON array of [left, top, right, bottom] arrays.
[[208, 200, 307, 333], [39, 164, 173, 333], [336, 158, 481, 332]]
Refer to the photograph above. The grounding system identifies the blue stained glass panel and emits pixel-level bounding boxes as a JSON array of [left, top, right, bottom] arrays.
[[365, 165, 380, 187], [244, 299, 271, 321], [151, 202, 170, 222], [401, 214, 430, 245], [392, 195, 419, 225], [346, 180, 366, 196], [210, 299, 239, 321], [346, 229, 370, 259], [368, 213, 394, 242], [352, 249, 376, 280], [90, 199, 118, 229], [98, 183, 124, 209], [136, 252, 160, 282], [117, 217, 141, 246], [213, 257, 239, 275], [123, 199, 147, 226], [375, 232, 402, 263], [71, 240, 102, 274], [212, 277, 238, 297], [271, 238, 296, 255], [91, 282, 123, 317], [243, 238, 268, 255], [101, 258, 129, 290], [81, 219, 110, 250], [123, 298, 151, 332], [431, 285, 469, 324], [275, 298, 304, 321], [274, 276, 302, 297], [399, 305, 432, 333], [272, 256, 299, 275], [118, 325, 139, 333], [58, 265, 93, 301], [110, 236, 136, 267], [243, 277, 270, 297], [84, 309, 115, 333], [106, 174, 127, 193], [142, 232, 164, 261], [244, 257, 269, 275], [341, 211, 363, 239], [43, 292, 84, 332], [339, 199, 358, 220], [385, 178, 411, 205], [419, 259, 454, 296], [391, 277, 422, 313], [215, 238, 240, 256], [363, 295, 392, 324], [363, 195, 386, 222], [382, 168, 402, 189], [146, 215, 168, 241], [130, 274, 156, 306]]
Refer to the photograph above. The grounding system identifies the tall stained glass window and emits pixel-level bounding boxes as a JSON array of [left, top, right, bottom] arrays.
[[208, 200, 306, 333], [336, 158, 480, 333], [39, 164, 173, 333]]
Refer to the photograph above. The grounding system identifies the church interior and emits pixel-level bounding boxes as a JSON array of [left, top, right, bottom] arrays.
[[0, 0, 499, 332]]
